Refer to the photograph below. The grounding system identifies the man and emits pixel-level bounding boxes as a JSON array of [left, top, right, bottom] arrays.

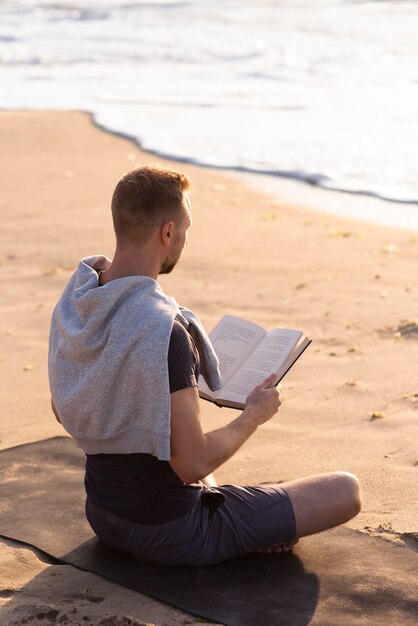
[[49, 166, 361, 566]]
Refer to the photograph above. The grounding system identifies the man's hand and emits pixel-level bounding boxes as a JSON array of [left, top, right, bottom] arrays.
[[242, 373, 281, 427]]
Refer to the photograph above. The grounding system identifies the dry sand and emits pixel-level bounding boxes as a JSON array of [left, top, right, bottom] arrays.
[[0, 111, 417, 624]]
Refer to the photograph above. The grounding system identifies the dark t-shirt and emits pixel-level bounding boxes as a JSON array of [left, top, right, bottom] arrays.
[[84, 320, 203, 524]]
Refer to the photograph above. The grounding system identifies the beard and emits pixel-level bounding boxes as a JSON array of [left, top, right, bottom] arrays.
[[159, 244, 182, 275], [159, 255, 178, 275]]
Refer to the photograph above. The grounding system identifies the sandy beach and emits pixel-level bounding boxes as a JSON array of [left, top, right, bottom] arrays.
[[0, 111, 417, 624]]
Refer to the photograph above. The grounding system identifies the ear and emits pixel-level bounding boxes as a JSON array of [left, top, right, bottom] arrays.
[[161, 220, 175, 247]]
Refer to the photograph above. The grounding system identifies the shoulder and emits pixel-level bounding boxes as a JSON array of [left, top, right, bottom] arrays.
[[169, 320, 197, 354], [168, 321, 200, 393]]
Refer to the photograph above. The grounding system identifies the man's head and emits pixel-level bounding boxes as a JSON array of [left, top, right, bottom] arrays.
[[111, 166, 192, 274]]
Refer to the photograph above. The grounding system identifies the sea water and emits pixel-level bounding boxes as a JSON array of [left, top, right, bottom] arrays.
[[1, 0, 418, 227]]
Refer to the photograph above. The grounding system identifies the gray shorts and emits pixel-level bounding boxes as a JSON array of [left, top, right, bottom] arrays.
[[86, 484, 296, 567]]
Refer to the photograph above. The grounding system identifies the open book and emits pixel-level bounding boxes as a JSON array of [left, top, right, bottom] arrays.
[[199, 315, 311, 409]]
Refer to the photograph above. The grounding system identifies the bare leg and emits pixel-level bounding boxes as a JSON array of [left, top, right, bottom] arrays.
[[256, 471, 361, 553], [280, 471, 362, 538]]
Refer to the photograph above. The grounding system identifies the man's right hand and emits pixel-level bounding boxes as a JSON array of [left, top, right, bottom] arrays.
[[243, 374, 281, 426]]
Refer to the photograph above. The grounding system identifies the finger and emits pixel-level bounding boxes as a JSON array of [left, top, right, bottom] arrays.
[[258, 373, 277, 390]]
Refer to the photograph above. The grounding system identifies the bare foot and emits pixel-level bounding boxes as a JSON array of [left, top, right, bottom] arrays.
[[257, 538, 299, 554]]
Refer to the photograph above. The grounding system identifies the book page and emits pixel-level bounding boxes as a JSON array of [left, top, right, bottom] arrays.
[[276, 336, 311, 383], [198, 315, 266, 398], [219, 328, 302, 404]]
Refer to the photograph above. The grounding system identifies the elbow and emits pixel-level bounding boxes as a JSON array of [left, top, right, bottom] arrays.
[[170, 459, 207, 485], [179, 473, 200, 485]]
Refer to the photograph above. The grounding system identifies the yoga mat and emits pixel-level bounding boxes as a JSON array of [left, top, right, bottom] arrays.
[[0, 437, 417, 626]]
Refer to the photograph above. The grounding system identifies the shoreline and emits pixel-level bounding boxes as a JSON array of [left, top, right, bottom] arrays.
[[89, 110, 418, 232], [4, 107, 417, 230], [0, 110, 417, 624]]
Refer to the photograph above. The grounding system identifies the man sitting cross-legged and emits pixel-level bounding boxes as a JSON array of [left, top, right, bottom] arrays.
[[49, 166, 361, 566]]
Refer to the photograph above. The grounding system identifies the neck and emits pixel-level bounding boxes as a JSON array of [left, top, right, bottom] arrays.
[[100, 243, 160, 284]]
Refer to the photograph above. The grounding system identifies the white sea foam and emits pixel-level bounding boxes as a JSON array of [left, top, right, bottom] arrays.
[[1, 0, 418, 226]]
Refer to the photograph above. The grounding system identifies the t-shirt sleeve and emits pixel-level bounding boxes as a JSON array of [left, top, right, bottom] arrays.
[[168, 320, 200, 393]]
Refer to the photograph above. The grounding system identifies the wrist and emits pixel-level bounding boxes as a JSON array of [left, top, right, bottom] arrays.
[[239, 407, 259, 434]]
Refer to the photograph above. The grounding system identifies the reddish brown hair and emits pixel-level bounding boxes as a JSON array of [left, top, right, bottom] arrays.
[[111, 166, 191, 244]]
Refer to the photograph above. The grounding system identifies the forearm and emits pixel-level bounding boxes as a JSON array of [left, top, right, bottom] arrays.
[[169, 380, 279, 484], [191, 409, 258, 482]]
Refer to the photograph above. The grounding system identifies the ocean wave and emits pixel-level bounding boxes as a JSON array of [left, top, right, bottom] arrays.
[[0, 0, 417, 211], [91, 110, 418, 206]]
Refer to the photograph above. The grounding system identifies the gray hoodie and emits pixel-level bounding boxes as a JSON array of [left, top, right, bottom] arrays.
[[48, 255, 222, 460]]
